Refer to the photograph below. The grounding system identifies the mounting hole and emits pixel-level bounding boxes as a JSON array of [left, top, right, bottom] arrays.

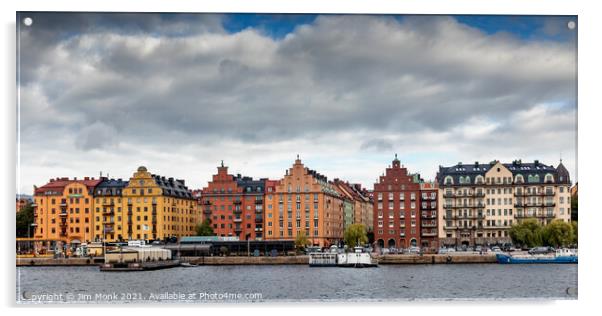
[[23, 17, 33, 26], [567, 21, 576, 30]]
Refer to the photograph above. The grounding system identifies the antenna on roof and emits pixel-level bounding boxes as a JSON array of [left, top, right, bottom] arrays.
[[100, 171, 102, 178], [221, 160, 224, 167], [560, 152, 563, 164]]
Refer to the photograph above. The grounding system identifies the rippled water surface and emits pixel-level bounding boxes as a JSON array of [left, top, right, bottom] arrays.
[[16, 264, 577, 303]]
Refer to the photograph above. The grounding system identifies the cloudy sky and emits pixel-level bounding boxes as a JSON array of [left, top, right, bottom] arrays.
[[16, 13, 577, 194]]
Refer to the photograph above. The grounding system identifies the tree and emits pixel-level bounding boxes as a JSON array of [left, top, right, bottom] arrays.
[[344, 223, 368, 248], [571, 221, 578, 245], [509, 219, 543, 248], [295, 231, 310, 251], [542, 220, 574, 248], [195, 219, 214, 236], [16, 204, 34, 237]]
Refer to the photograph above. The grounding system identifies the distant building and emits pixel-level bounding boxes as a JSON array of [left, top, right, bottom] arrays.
[[200, 161, 266, 240], [16, 196, 32, 213], [436, 159, 572, 247], [264, 156, 345, 247]]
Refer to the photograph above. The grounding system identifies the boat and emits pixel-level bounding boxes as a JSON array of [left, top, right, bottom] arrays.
[[308, 246, 377, 268], [496, 248, 577, 264], [337, 246, 378, 268], [180, 262, 198, 267]]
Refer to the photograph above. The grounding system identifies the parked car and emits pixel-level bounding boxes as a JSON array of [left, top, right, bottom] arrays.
[[475, 246, 482, 253], [447, 247, 456, 253], [491, 246, 502, 253], [438, 247, 448, 254]]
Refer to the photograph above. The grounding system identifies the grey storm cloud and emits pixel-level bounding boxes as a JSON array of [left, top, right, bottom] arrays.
[[16, 13, 577, 194]]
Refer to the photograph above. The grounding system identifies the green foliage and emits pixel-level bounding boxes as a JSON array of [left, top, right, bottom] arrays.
[[571, 221, 578, 245], [16, 204, 34, 237], [195, 219, 214, 236], [295, 231, 310, 250], [344, 223, 368, 248], [542, 220, 574, 247], [510, 218, 577, 248], [509, 219, 543, 248]]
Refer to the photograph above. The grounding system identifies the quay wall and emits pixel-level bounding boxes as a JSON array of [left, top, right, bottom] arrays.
[[17, 254, 497, 266], [16, 257, 100, 266]]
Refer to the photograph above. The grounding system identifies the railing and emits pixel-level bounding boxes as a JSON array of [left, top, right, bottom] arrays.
[[233, 217, 242, 222], [421, 222, 437, 228]]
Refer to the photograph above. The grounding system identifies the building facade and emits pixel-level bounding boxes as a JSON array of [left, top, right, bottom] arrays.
[[16, 196, 32, 213], [332, 179, 374, 233], [32, 177, 102, 245], [113, 166, 198, 242], [264, 156, 345, 247], [419, 182, 439, 249], [373, 155, 434, 249], [200, 162, 265, 240], [437, 159, 572, 247]]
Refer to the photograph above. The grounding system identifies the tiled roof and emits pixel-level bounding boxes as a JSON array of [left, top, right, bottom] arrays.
[[152, 175, 194, 199]]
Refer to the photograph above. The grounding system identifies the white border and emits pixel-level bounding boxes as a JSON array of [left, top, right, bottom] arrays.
[[2, 0, 600, 315]]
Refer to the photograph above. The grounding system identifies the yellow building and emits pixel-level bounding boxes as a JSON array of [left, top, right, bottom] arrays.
[[93, 166, 199, 242]]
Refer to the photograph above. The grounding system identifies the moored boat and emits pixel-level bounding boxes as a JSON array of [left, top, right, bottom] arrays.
[[496, 248, 577, 264], [337, 246, 378, 268]]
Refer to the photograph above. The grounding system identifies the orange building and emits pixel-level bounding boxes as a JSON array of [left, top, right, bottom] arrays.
[[264, 156, 345, 247], [32, 177, 102, 247]]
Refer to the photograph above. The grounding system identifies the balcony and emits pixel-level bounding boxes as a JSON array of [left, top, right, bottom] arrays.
[[59, 211, 68, 217], [421, 222, 437, 228], [544, 202, 556, 207], [255, 217, 263, 223], [544, 191, 555, 196], [234, 227, 243, 233], [203, 209, 211, 214], [421, 230, 437, 237], [60, 202, 67, 207], [102, 209, 114, 215], [102, 201, 114, 206], [421, 213, 437, 219], [104, 221, 115, 225], [233, 208, 242, 214], [443, 192, 454, 198], [233, 217, 243, 223]]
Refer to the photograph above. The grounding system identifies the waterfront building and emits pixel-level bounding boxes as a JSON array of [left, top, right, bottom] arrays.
[[116, 166, 198, 242], [436, 159, 572, 247], [92, 178, 128, 242], [32, 177, 102, 246], [332, 180, 355, 230], [419, 182, 439, 249], [373, 154, 436, 249], [332, 179, 374, 233], [200, 161, 265, 240], [264, 156, 345, 247]]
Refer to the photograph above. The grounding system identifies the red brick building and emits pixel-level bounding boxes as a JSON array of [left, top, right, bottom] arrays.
[[373, 155, 437, 250], [200, 161, 266, 240]]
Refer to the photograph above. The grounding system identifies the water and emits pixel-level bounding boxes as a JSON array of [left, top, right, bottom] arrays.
[[16, 264, 577, 303]]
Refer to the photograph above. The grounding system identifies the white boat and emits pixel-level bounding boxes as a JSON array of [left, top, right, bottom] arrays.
[[308, 252, 338, 267], [337, 246, 378, 268]]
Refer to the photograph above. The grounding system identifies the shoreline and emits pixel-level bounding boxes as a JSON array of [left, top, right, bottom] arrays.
[[16, 254, 497, 266]]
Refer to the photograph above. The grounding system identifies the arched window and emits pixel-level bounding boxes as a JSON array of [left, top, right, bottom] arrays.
[[475, 175, 484, 184], [515, 174, 524, 184], [545, 173, 554, 183], [444, 176, 454, 185], [465, 176, 471, 184]]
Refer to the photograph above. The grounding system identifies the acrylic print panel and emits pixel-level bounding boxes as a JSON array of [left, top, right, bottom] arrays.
[[16, 12, 578, 303]]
